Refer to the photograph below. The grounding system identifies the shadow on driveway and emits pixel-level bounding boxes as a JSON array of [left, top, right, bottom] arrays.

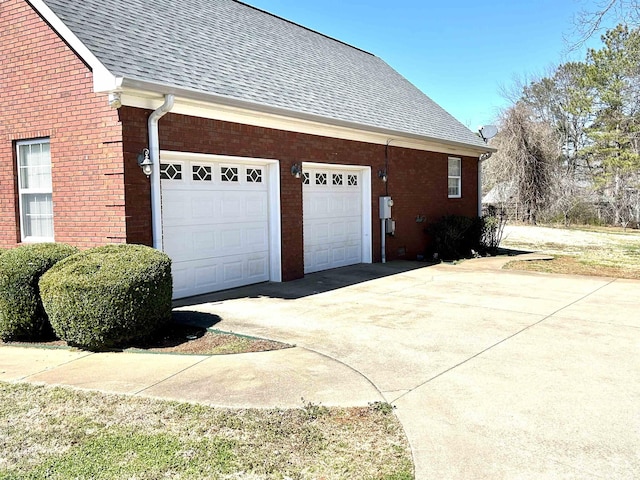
[[172, 260, 431, 307]]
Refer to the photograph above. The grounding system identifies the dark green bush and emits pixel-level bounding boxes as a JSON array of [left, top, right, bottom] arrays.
[[426, 215, 484, 260], [40, 244, 172, 350], [0, 243, 78, 341]]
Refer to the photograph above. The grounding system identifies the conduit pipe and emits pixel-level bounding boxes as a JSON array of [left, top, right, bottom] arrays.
[[148, 94, 175, 250]]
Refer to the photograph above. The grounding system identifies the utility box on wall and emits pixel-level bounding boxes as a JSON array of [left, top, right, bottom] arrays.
[[385, 219, 396, 235], [379, 196, 393, 219], [379, 196, 395, 235]]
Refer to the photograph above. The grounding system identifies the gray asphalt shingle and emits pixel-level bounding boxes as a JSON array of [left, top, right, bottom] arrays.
[[41, 0, 486, 149]]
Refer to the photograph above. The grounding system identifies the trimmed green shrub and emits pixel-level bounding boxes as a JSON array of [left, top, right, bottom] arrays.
[[426, 215, 484, 260], [0, 243, 78, 341], [40, 244, 172, 350]]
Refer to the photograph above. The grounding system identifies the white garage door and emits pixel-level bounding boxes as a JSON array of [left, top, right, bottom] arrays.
[[161, 156, 271, 299], [303, 165, 366, 274]]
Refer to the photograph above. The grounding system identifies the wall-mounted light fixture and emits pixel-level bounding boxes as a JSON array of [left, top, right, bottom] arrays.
[[415, 215, 426, 223], [108, 92, 122, 109], [137, 148, 152, 177], [378, 169, 388, 182], [291, 163, 302, 178]]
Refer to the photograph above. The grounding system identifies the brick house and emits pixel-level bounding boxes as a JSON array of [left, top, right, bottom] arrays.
[[1, 0, 494, 298]]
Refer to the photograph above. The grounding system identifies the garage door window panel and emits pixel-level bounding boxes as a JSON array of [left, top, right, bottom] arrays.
[[161, 163, 183, 180], [192, 165, 212, 181], [246, 167, 263, 183], [221, 166, 239, 182]]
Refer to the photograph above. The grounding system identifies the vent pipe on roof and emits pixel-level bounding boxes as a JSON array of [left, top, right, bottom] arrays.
[[149, 94, 175, 251]]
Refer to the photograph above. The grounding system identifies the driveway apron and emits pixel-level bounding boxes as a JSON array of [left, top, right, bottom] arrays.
[[180, 259, 640, 479]]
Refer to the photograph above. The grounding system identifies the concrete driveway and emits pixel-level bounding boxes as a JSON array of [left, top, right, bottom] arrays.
[[178, 257, 640, 479]]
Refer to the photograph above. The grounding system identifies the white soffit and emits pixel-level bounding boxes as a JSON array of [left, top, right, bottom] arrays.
[[120, 90, 490, 158]]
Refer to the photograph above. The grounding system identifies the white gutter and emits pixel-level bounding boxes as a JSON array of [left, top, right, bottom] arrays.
[[148, 94, 175, 250], [116, 78, 497, 156]]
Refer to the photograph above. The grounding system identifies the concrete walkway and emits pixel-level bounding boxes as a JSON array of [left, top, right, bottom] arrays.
[[2, 255, 639, 479]]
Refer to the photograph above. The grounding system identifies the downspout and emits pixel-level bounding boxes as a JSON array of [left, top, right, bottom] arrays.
[[478, 152, 492, 217], [148, 94, 175, 250]]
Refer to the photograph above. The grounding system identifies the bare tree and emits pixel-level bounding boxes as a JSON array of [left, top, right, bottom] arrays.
[[546, 170, 594, 225], [484, 103, 562, 224], [571, 0, 640, 49]]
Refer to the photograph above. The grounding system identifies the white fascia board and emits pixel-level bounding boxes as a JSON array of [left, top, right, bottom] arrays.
[[26, 0, 119, 92], [117, 82, 495, 158]]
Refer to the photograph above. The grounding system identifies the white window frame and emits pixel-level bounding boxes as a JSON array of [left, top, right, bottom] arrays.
[[16, 138, 54, 242], [448, 157, 462, 198]]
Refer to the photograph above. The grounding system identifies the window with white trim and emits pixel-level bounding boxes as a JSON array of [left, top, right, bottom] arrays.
[[448, 157, 461, 198], [17, 139, 54, 241]]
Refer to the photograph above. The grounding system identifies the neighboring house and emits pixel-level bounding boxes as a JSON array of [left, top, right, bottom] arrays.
[[1, 0, 494, 299], [482, 181, 516, 218]]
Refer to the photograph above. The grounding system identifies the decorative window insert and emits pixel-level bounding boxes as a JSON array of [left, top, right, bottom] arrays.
[[316, 173, 327, 185], [17, 139, 54, 241], [332, 173, 343, 186], [246, 167, 263, 183], [448, 157, 461, 198], [302, 172, 310, 185], [221, 166, 238, 182], [347, 174, 358, 186], [160, 163, 182, 180], [192, 165, 212, 181]]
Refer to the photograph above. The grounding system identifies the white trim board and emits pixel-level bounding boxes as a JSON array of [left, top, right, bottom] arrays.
[[121, 90, 493, 158]]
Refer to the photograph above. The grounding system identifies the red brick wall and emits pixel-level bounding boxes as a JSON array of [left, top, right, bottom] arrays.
[[120, 108, 479, 280], [0, 0, 125, 248]]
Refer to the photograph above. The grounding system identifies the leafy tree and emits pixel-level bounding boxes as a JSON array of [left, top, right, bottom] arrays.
[[583, 25, 640, 226], [522, 62, 594, 177]]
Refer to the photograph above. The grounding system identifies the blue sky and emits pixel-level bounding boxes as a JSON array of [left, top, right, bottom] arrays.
[[244, 0, 616, 132]]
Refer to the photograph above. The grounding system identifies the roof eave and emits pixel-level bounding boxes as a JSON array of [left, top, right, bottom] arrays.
[[114, 77, 495, 156]]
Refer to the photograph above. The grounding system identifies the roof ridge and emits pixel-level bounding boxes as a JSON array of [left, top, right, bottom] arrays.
[[232, 0, 375, 57]]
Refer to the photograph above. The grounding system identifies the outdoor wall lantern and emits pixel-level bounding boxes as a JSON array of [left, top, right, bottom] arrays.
[[291, 163, 302, 178], [378, 169, 388, 182], [137, 148, 153, 177]]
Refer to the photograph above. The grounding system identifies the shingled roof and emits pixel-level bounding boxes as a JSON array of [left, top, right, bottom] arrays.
[[38, 0, 488, 150]]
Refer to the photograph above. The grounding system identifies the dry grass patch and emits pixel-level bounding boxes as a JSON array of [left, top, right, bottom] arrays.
[[1, 323, 291, 356], [501, 225, 640, 279], [0, 383, 413, 479], [505, 255, 640, 279]]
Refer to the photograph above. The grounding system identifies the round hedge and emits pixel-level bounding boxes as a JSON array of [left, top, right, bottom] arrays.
[[40, 244, 173, 350], [0, 243, 79, 341]]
